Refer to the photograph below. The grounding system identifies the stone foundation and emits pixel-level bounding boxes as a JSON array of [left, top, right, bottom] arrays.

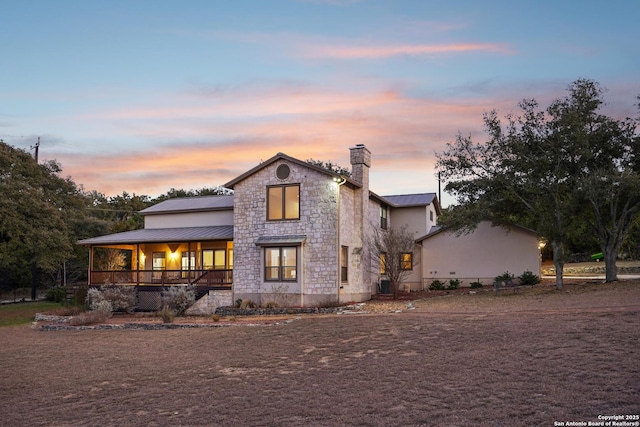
[[186, 290, 233, 315]]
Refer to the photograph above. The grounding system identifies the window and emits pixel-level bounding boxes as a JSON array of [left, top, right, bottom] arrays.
[[430, 210, 434, 222], [380, 205, 388, 230], [400, 252, 413, 270], [181, 251, 195, 270], [267, 185, 300, 220], [203, 249, 226, 270], [152, 252, 166, 270], [341, 246, 348, 282], [380, 252, 387, 275], [152, 252, 166, 281], [265, 247, 297, 281], [181, 251, 195, 278]]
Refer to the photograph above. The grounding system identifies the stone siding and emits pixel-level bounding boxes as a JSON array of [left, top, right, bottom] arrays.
[[185, 290, 233, 315], [232, 160, 341, 306]]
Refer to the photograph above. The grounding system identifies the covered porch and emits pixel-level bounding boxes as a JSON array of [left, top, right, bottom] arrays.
[[78, 226, 235, 306]]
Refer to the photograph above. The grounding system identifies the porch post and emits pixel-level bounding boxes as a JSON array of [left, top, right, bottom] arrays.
[[188, 242, 192, 284], [136, 244, 140, 286], [88, 246, 94, 286]]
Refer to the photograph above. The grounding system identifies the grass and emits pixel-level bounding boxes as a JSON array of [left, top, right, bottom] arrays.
[[0, 301, 63, 327]]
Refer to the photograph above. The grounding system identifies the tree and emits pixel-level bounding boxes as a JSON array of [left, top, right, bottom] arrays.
[[554, 84, 640, 282], [0, 143, 72, 296], [369, 225, 419, 299], [306, 159, 352, 177], [436, 79, 640, 287]]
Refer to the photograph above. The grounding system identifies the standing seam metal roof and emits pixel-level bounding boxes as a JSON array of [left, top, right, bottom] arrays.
[[77, 225, 234, 245], [139, 195, 234, 215]]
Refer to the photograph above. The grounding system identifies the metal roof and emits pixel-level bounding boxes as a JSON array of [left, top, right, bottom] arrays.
[[382, 193, 437, 207], [255, 235, 307, 246], [140, 195, 234, 215], [77, 225, 234, 246]]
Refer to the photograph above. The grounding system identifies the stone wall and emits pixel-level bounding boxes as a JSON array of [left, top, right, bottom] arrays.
[[232, 159, 341, 306], [185, 290, 233, 315]]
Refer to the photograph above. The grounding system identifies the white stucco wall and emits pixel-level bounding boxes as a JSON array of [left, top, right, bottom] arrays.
[[144, 210, 234, 229], [420, 221, 540, 287]]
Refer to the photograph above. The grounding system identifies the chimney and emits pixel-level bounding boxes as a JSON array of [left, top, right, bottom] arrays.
[[349, 144, 371, 185]]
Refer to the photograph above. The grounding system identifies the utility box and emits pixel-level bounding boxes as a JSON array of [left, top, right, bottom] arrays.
[[380, 280, 391, 294]]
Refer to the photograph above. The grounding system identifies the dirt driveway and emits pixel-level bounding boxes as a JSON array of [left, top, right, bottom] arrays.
[[1, 281, 639, 426]]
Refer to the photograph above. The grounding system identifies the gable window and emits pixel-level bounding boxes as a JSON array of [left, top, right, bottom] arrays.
[[380, 205, 388, 230], [400, 252, 413, 270], [265, 247, 297, 281], [341, 246, 348, 282], [267, 185, 300, 220], [430, 210, 434, 222]]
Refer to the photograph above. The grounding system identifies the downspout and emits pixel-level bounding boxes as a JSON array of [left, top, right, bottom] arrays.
[[300, 243, 304, 307], [334, 176, 346, 304]]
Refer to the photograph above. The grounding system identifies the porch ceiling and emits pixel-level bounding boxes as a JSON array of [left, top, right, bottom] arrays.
[[77, 225, 234, 246]]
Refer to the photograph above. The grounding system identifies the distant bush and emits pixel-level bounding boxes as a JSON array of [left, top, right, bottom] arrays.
[[262, 301, 279, 309], [469, 281, 483, 289], [240, 299, 258, 309], [45, 286, 67, 303], [159, 305, 175, 323], [87, 285, 136, 313], [161, 286, 195, 316], [70, 299, 113, 326], [234, 299, 243, 308], [429, 280, 446, 291], [494, 272, 515, 283], [519, 270, 541, 286], [447, 279, 461, 290]]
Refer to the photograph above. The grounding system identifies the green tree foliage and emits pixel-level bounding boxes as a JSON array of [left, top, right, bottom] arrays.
[[0, 143, 89, 291], [306, 159, 352, 177], [436, 79, 640, 288]]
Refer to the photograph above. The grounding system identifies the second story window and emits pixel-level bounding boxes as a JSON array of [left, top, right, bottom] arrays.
[[267, 184, 300, 220], [380, 205, 388, 229]]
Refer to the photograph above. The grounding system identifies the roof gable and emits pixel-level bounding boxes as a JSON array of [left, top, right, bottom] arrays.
[[224, 152, 361, 189]]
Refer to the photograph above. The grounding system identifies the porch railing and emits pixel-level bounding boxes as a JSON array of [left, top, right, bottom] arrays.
[[90, 269, 233, 287]]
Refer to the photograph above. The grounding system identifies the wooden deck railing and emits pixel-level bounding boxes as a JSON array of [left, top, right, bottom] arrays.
[[89, 269, 233, 286]]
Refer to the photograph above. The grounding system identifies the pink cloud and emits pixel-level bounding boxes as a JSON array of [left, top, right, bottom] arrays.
[[303, 42, 514, 59]]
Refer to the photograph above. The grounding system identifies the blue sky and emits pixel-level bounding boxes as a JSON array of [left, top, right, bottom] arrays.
[[2, 0, 639, 206]]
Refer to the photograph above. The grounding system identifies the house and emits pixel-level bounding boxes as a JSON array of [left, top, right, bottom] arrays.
[[416, 221, 541, 288], [78, 145, 540, 313]]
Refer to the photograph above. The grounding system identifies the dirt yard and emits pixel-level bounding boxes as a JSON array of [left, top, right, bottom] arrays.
[[1, 281, 639, 426]]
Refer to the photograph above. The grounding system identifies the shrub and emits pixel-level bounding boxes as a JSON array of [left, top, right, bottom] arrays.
[[161, 286, 195, 316], [428, 280, 446, 291], [234, 299, 243, 308], [210, 314, 220, 322], [494, 271, 515, 283], [469, 281, 483, 289], [87, 285, 136, 313], [262, 301, 279, 309], [45, 286, 67, 303], [240, 299, 258, 309], [159, 305, 175, 323], [447, 279, 461, 290], [69, 310, 110, 326], [519, 270, 541, 286]]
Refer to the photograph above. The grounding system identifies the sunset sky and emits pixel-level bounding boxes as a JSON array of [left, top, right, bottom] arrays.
[[2, 0, 639, 206]]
